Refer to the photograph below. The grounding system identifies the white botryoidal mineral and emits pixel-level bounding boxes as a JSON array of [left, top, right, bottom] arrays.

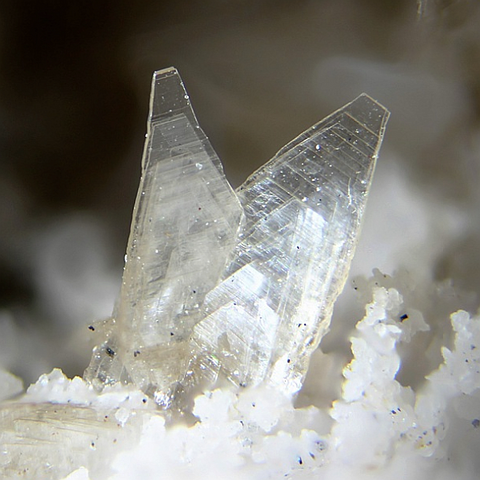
[[3, 270, 480, 480]]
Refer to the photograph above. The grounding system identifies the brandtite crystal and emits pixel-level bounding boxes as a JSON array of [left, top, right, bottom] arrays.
[[188, 94, 390, 394], [85, 67, 389, 406], [84, 67, 243, 404]]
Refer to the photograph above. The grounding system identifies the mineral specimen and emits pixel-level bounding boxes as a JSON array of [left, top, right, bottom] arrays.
[[0, 68, 391, 480], [85, 67, 389, 406]]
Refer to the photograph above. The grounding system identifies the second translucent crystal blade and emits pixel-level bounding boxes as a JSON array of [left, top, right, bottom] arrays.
[[190, 94, 390, 394]]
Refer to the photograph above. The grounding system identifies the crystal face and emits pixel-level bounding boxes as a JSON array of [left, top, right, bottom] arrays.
[[85, 67, 389, 406], [189, 95, 389, 394], [84, 68, 244, 401]]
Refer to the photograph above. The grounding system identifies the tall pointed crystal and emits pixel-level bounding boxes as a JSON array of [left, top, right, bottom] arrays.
[[85, 67, 389, 405], [189, 94, 390, 394], [84, 68, 243, 404]]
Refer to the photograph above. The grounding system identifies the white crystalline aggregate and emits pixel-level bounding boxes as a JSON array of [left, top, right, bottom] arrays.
[[21, 368, 151, 411], [54, 272, 480, 480], [329, 273, 480, 475], [431, 309, 480, 395], [2, 271, 479, 480], [108, 386, 327, 480]]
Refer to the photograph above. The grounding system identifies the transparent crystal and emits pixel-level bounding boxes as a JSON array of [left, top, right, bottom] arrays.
[[84, 68, 243, 403], [189, 94, 390, 393], [85, 68, 389, 405]]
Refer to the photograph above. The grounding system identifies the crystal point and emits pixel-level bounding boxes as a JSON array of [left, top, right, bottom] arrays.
[[84, 68, 243, 402], [85, 69, 389, 405]]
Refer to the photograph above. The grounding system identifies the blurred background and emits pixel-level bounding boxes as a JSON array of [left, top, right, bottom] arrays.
[[1, 0, 479, 385]]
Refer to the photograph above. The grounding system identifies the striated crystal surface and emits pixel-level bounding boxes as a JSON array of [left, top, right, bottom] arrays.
[[84, 68, 243, 403], [188, 95, 390, 393], [85, 67, 389, 406], [0, 403, 134, 479]]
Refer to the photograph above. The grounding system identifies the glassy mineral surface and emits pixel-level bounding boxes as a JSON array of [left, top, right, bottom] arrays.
[[84, 68, 244, 403], [189, 94, 390, 394], [85, 67, 389, 406]]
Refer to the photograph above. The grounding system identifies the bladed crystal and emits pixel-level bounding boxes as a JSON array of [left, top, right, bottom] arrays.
[[84, 68, 243, 403], [188, 95, 390, 393], [85, 68, 389, 405]]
